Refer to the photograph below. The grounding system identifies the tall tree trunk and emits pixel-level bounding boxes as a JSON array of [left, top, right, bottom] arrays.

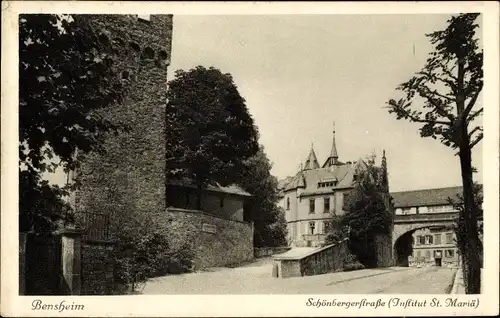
[[458, 129, 482, 294]]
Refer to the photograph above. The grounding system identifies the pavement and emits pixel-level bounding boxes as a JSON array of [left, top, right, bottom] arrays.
[[141, 257, 456, 295], [451, 267, 484, 294]]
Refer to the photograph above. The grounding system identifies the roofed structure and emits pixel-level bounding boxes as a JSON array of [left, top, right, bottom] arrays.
[[166, 179, 251, 197], [390, 186, 464, 208], [303, 146, 320, 170]]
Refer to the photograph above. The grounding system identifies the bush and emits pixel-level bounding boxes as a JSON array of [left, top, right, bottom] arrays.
[[343, 253, 365, 272], [111, 212, 195, 293]]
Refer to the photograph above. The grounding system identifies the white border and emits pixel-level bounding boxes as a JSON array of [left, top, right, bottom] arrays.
[[2, 1, 499, 317]]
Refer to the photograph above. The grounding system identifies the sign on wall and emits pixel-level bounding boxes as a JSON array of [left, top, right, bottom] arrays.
[[202, 223, 217, 234]]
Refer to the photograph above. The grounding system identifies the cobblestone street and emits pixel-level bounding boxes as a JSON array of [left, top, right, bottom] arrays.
[[141, 258, 456, 294]]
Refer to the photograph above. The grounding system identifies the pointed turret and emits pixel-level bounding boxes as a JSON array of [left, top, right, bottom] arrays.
[[303, 144, 320, 170], [323, 122, 339, 167]]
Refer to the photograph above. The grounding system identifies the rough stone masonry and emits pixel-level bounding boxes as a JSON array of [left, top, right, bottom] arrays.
[[75, 15, 173, 226]]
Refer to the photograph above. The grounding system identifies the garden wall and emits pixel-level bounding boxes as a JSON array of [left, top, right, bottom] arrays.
[[159, 208, 254, 269]]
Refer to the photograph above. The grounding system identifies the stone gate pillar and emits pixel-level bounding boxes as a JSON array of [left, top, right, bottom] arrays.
[[59, 228, 82, 295]]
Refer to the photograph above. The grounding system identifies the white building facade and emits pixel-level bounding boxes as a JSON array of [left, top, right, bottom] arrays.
[[278, 126, 388, 247]]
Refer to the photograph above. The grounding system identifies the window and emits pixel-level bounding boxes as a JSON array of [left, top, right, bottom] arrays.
[[434, 234, 442, 245], [324, 221, 332, 234], [309, 199, 315, 214], [418, 236, 426, 245], [416, 250, 421, 258], [428, 205, 454, 213], [286, 197, 290, 210], [343, 192, 350, 203], [425, 250, 431, 259], [309, 221, 316, 234], [219, 197, 224, 208], [324, 198, 330, 213], [445, 249, 455, 258], [401, 207, 412, 215], [445, 233, 453, 244], [425, 235, 434, 245]]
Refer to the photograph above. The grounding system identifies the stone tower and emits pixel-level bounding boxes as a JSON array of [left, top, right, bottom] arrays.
[[74, 15, 173, 229]]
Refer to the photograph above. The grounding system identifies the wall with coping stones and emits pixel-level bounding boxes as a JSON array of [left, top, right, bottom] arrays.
[[162, 208, 254, 269], [254, 247, 291, 258], [75, 14, 173, 227], [275, 239, 348, 278]]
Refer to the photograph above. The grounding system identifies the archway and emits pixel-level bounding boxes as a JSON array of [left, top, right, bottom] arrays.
[[392, 222, 455, 267], [394, 231, 414, 267]]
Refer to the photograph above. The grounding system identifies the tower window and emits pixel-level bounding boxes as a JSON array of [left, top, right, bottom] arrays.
[[286, 197, 290, 210], [219, 197, 224, 208], [323, 198, 330, 213], [129, 42, 141, 53], [309, 199, 315, 214], [142, 47, 155, 60]]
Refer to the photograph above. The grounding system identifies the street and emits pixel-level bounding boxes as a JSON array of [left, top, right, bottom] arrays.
[[141, 258, 456, 294]]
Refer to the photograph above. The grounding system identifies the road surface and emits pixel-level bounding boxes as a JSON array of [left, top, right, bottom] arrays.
[[141, 258, 456, 294]]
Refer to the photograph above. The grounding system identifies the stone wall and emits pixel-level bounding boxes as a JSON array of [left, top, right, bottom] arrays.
[[75, 14, 173, 231], [81, 241, 115, 295], [160, 208, 254, 269], [274, 239, 348, 278]]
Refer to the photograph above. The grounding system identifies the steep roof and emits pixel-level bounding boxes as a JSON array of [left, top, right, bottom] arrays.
[[278, 176, 293, 190], [323, 122, 339, 167], [390, 186, 463, 208], [283, 160, 367, 195], [303, 147, 320, 170]]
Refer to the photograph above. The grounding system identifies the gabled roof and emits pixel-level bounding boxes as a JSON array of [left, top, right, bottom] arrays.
[[390, 186, 463, 208], [166, 179, 251, 197], [283, 159, 368, 195]]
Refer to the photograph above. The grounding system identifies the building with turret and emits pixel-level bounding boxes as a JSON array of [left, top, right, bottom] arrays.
[[278, 124, 389, 248]]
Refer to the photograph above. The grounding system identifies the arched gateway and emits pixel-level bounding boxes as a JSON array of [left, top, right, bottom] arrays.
[[390, 186, 464, 267]]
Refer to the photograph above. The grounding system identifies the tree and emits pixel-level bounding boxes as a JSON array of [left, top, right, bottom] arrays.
[[386, 13, 483, 293], [449, 182, 483, 289], [19, 14, 126, 234], [340, 165, 393, 268], [238, 146, 288, 247], [165, 66, 259, 209]]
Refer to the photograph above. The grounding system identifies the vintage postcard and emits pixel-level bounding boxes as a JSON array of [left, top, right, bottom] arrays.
[[1, 1, 499, 317]]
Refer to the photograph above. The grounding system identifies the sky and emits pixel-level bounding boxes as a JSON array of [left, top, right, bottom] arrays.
[[167, 14, 483, 192], [44, 14, 484, 193]]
